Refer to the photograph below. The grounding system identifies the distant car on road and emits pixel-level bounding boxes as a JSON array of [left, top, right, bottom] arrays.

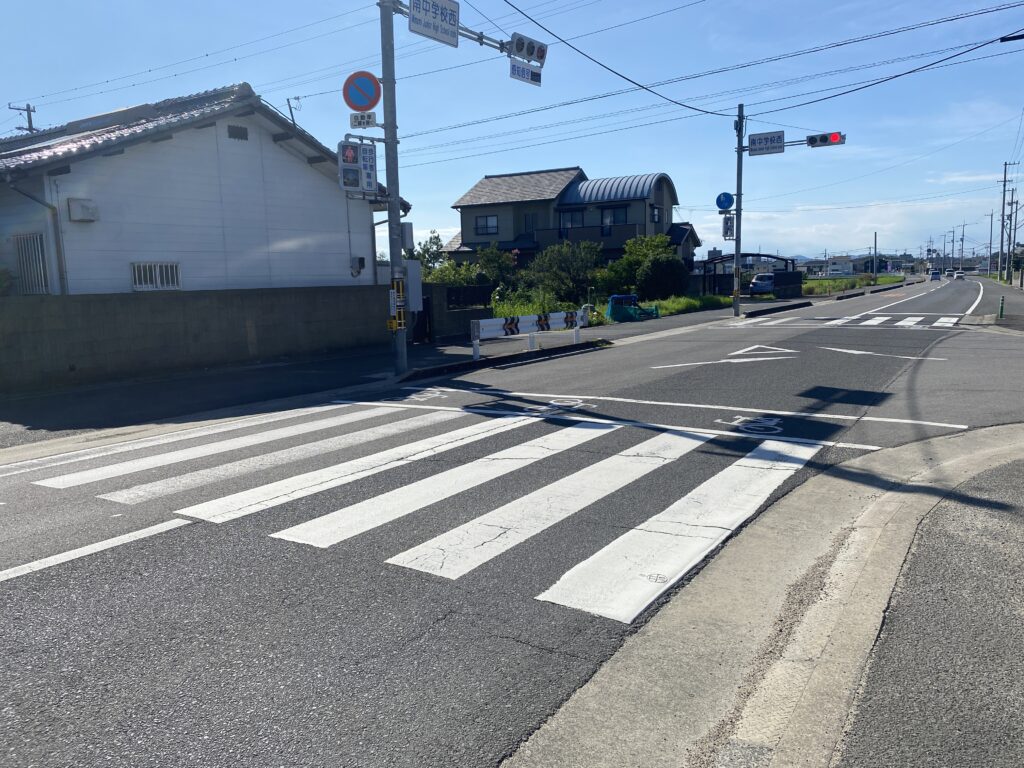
[[929, 270, 941, 281], [954, 271, 965, 280], [945, 269, 955, 278], [749, 273, 774, 295]]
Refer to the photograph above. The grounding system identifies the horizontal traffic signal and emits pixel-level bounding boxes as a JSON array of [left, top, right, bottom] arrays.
[[806, 132, 846, 147], [510, 33, 547, 66]]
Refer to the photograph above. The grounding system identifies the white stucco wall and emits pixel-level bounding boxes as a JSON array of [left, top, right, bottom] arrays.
[[40, 115, 376, 294]]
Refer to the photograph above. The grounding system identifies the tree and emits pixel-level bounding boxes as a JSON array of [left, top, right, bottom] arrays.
[[424, 257, 480, 286], [523, 240, 602, 303], [623, 233, 675, 262], [410, 229, 446, 272], [636, 253, 689, 300], [476, 243, 517, 288]]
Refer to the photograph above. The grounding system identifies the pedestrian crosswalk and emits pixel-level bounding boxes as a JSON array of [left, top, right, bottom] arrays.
[[730, 315, 961, 330], [9, 401, 836, 623]]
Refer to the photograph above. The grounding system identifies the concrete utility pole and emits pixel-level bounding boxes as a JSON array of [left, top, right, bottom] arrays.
[[988, 209, 995, 275], [959, 221, 966, 270], [873, 231, 877, 282], [1000, 162, 1018, 282], [379, 0, 408, 374], [1008, 189, 1018, 285], [732, 103, 744, 317]]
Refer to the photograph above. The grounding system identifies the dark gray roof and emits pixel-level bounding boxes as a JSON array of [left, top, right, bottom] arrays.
[[452, 167, 584, 208], [559, 173, 679, 206], [667, 222, 701, 248], [0, 84, 259, 175]]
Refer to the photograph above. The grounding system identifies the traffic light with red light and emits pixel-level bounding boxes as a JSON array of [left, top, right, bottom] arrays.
[[806, 132, 846, 147], [510, 33, 548, 67]]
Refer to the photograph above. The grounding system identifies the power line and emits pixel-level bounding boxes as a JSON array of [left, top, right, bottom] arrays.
[[750, 26, 1024, 117], [9, 8, 376, 104], [402, 1, 1024, 139], [500, 0, 728, 117], [464, 0, 511, 36]]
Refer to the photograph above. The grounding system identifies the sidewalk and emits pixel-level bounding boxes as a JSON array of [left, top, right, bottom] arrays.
[[502, 423, 1024, 768]]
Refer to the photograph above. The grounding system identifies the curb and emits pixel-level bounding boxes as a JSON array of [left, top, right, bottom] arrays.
[[743, 301, 813, 318], [398, 339, 610, 382], [834, 291, 865, 301], [502, 423, 1024, 768]]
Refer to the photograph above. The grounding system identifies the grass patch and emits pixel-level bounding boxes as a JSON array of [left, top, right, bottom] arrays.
[[802, 274, 905, 295], [652, 294, 733, 316]]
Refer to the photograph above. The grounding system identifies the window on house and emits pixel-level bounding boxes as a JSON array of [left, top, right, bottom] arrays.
[[601, 207, 627, 235], [523, 213, 538, 233], [650, 205, 662, 224], [227, 124, 249, 141], [475, 215, 498, 236], [559, 210, 583, 229], [132, 262, 181, 291], [13, 233, 48, 295]]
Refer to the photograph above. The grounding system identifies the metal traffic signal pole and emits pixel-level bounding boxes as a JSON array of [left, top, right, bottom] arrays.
[[378, 0, 407, 374], [733, 104, 744, 317]]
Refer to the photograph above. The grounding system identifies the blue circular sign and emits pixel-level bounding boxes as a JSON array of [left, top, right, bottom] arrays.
[[716, 192, 735, 211]]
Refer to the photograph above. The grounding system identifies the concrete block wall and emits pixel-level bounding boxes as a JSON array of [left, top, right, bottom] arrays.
[[0, 285, 390, 393]]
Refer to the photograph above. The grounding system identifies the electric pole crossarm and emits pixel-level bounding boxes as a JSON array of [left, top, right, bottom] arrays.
[[391, 1, 508, 51]]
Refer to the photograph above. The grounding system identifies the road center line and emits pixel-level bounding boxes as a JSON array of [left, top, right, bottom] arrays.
[[651, 356, 797, 370], [451, 389, 969, 430], [966, 279, 984, 315]]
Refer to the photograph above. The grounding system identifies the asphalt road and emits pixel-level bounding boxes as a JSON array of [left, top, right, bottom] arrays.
[[1, 278, 1021, 767]]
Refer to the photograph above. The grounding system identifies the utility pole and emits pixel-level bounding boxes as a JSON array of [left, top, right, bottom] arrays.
[[1000, 162, 1018, 282], [732, 103, 744, 317], [873, 231, 877, 282], [379, 0, 407, 374], [285, 98, 297, 126], [959, 221, 965, 270], [988, 209, 994, 275], [7, 103, 37, 132], [1008, 189, 1018, 285], [942, 232, 947, 273]]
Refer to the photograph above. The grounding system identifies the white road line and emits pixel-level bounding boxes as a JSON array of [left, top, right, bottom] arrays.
[[860, 317, 890, 326], [933, 316, 959, 327], [824, 317, 855, 325], [457, 389, 965, 431], [99, 410, 465, 505], [387, 430, 711, 579], [0, 519, 191, 584], [271, 422, 617, 549], [728, 318, 769, 327], [651, 356, 797, 370], [34, 406, 396, 490], [819, 347, 947, 361], [535, 441, 822, 623], [966, 279, 984, 315], [758, 317, 796, 326], [174, 415, 536, 524], [729, 345, 798, 355], [0, 403, 352, 479], [854, 281, 947, 318], [894, 317, 925, 327]]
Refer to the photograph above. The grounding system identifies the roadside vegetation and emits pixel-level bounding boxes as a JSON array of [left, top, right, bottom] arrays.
[[801, 273, 904, 295], [410, 231, 732, 325]]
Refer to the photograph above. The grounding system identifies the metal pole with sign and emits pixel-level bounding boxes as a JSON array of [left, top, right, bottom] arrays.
[[733, 103, 744, 317], [378, 0, 407, 374]]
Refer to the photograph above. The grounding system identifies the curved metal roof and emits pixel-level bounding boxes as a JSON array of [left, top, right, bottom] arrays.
[[558, 173, 678, 206]]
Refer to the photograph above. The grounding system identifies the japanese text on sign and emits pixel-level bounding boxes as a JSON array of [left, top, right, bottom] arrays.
[[748, 130, 785, 156], [408, 0, 460, 48], [509, 60, 542, 86]]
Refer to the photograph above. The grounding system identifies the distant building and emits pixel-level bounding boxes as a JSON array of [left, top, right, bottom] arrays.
[[443, 166, 700, 268]]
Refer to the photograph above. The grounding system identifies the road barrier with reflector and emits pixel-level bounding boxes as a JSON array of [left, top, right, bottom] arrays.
[[470, 311, 588, 360]]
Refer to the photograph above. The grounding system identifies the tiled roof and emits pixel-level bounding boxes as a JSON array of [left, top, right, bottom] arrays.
[[0, 84, 258, 175], [667, 222, 701, 248], [452, 167, 584, 207], [441, 232, 468, 252], [559, 173, 679, 206]]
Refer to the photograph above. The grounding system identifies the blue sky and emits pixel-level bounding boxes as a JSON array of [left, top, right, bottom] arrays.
[[3, 0, 1023, 261]]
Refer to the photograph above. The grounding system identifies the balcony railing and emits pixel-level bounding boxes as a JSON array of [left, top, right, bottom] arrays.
[[535, 223, 641, 251]]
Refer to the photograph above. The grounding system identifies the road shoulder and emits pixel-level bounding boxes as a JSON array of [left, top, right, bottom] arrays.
[[502, 423, 1024, 768]]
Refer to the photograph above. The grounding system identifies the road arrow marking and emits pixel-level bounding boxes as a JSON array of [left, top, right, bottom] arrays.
[[819, 347, 947, 361], [729, 344, 799, 356], [652, 356, 797, 370]]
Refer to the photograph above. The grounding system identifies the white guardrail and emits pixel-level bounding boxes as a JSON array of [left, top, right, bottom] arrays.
[[470, 310, 588, 360]]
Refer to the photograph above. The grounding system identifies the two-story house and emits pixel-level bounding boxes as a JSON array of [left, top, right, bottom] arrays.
[[443, 166, 700, 268]]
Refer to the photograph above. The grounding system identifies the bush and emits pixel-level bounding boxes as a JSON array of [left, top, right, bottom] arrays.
[[636, 254, 689, 300]]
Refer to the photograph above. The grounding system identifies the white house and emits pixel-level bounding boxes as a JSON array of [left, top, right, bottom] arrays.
[[0, 83, 404, 295]]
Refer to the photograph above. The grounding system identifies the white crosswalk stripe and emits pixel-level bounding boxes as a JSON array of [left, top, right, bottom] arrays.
[[535, 440, 822, 623], [34, 405, 392, 489], [859, 316, 890, 325], [894, 316, 924, 327], [387, 430, 710, 579], [16, 403, 842, 623], [728, 315, 960, 330], [934, 316, 959, 327], [99, 410, 465, 504], [172, 414, 536, 524], [271, 421, 617, 549]]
